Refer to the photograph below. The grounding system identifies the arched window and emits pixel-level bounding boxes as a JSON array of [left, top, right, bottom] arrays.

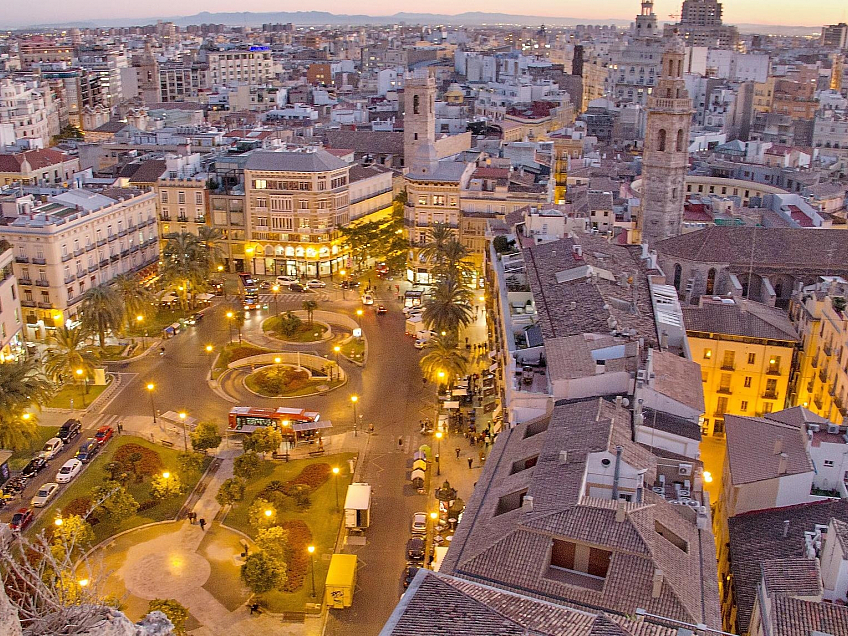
[[706, 268, 716, 295], [676, 128, 684, 152], [673, 264, 682, 291], [657, 129, 666, 152], [676, 59, 683, 77], [413, 95, 420, 115], [668, 59, 674, 76]]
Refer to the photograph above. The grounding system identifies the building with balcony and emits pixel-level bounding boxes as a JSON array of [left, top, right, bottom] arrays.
[[155, 175, 209, 241], [791, 276, 848, 425], [242, 149, 352, 279], [0, 247, 23, 361], [682, 297, 799, 437], [0, 149, 80, 187], [0, 78, 53, 148], [0, 186, 158, 339], [204, 48, 273, 88]]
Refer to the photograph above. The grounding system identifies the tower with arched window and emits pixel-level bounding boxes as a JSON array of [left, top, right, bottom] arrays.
[[403, 70, 437, 174], [637, 35, 693, 246]]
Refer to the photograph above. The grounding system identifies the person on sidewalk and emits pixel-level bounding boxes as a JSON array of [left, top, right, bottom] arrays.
[[467, 457, 473, 469], [455, 447, 461, 459], [199, 518, 206, 531]]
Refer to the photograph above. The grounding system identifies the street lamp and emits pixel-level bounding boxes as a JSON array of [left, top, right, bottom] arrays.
[[205, 344, 213, 353], [146, 383, 157, 423], [162, 471, 170, 479], [75, 368, 87, 408], [226, 311, 234, 343], [307, 545, 316, 597], [351, 395, 359, 437], [179, 411, 188, 452], [332, 466, 340, 512], [333, 345, 341, 380], [340, 270, 347, 300], [435, 431, 443, 475], [282, 420, 291, 461], [136, 315, 145, 348], [272, 285, 280, 316], [264, 508, 274, 518]]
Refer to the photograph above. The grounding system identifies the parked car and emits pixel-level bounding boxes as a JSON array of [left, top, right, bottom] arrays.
[[276, 275, 298, 284], [402, 565, 420, 589], [56, 459, 83, 484], [361, 294, 374, 305], [376, 305, 387, 315], [187, 312, 204, 325], [258, 280, 271, 290], [9, 508, 33, 532], [76, 439, 100, 463], [94, 425, 114, 446], [31, 483, 59, 508], [21, 457, 47, 480], [411, 512, 427, 534], [306, 279, 326, 288], [406, 537, 425, 561], [56, 419, 81, 444], [340, 280, 361, 290], [403, 306, 422, 317], [414, 339, 427, 350], [39, 438, 64, 461], [289, 282, 306, 293]]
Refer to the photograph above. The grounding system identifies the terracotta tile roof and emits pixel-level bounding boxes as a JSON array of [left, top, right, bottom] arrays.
[[324, 130, 403, 156], [724, 414, 813, 485], [760, 558, 821, 598], [380, 570, 680, 636], [441, 398, 720, 628], [649, 350, 705, 414], [244, 149, 348, 173], [126, 160, 167, 184], [763, 406, 830, 430], [472, 167, 510, 180], [0, 148, 71, 172], [656, 226, 848, 273], [728, 499, 848, 634], [769, 596, 848, 636], [681, 300, 798, 341]]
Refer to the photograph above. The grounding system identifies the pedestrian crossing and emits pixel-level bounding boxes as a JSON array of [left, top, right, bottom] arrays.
[[257, 290, 331, 304], [86, 412, 124, 431]]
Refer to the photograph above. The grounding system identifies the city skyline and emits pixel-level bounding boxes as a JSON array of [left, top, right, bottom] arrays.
[[3, 1, 846, 29]]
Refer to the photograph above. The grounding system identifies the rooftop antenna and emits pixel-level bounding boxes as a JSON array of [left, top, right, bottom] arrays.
[[745, 225, 756, 299]]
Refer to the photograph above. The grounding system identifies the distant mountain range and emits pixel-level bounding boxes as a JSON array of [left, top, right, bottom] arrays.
[[13, 10, 821, 36]]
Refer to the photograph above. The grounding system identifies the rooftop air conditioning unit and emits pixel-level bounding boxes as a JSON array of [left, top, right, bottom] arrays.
[[828, 424, 841, 434], [678, 463, 693, 477]]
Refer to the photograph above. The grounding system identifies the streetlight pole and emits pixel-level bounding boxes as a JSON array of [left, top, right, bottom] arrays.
[[179, 411, 188, 452], [435, 430, 442, 475], [307, 545, 316, 598], [137, 315, 145, 349], [272, 285, 280, 317], [333, 345, 341, 381], [332, 466, 340, 512], [351, 395, 358, 437], [75, 368, 87, 408], [226, 311, 234, 343], [146, 383, 157, 423], [340, 270, 347, 300]]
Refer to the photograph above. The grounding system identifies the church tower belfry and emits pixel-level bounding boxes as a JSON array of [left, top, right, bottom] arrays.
[[403, 70, 437, 174], [637, 37, 692, 246]]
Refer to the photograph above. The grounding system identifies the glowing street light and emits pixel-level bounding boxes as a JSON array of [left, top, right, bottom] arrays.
[[226, 311, 234, 342], [271, 284, 280, 316], [351, 395, 359, 437], [75, 368, 87, 408], [435, 430, 443, 475], [205, 344, 213, 353], [703, 471, 713, 484], [54, 517, 63, 526], [78, 579, 89, 588], [307, 545, 316, 597], [179, 411, 188, 451], [162, 471, 170, 479], [146, 383, 157, 423], [332, 466, 340, 512], [264, 508, 274, 518]]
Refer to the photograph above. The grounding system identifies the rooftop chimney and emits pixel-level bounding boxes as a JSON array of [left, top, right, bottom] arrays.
[[615, 499, 626, 523], [611, 446, 623, 501], [783, 520, 790, 538], [651, 569, 664, 599], [773, 435, 783, 455], [778, 452, 788, 475]]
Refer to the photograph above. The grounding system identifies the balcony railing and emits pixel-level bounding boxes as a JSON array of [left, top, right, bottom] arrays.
[[766, 367, 782, 376], [35, 279, 49, 287], [99, 259, 108, 267], [88, 265, 98, 273], [74, 248, 84, 257], [721, 364, 735, 371], [15, 256, 29, 263], [811, 357, 819, 369], [716, 387, 733, 395], [814, 396, 824, 409], [31, 257, 46, 265], [763, 391, 779, 400], [18, 277, 31, 285], [824, 344, 833, 356], [37, 302, 52, 309], [20, 299, 35, 307], [63, 274, 75, 284], [819, 368, 829, 383], [107, 234, 117, 242], [61, 253, 72, 262]]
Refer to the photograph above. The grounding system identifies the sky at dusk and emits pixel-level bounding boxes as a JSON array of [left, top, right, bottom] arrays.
[[4, 1, 845, 28]]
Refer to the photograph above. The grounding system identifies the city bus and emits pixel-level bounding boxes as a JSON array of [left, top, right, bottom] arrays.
[[238, 273, 261, 310], [227, 406, 329, 444]]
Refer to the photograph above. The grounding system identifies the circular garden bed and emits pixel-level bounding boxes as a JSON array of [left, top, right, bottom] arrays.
[[263, 315, 328, 343], [244, 364, 342, 398]]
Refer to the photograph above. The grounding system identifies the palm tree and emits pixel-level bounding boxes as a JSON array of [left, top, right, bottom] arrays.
[[161, 231, 206, 309], [113, 274, 154, 331], [435, 239, 472, 280], [196, 226, 226, 272], [301, 300, 318, 325], [0, 358, 54, 450], [421, 276, 474, 339], [419, 223, 455, 265], [229, 304, 246, 343], [420, 335, 468, 385], [80, 284, 123, 349], [44, 325, 98, 385]]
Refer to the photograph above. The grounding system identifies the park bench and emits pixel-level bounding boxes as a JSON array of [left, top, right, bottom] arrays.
[[159, 439, 174, 448]]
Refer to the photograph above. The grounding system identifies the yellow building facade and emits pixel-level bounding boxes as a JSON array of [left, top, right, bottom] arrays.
[[682, 299, 799, 436]]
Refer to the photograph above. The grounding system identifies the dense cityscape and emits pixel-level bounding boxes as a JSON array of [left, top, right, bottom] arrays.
[[0, 1, 845, 634]]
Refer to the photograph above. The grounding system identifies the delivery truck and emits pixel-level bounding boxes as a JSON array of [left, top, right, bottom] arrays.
[[325, 554, 357, 608], [344, 483, 372, 530]]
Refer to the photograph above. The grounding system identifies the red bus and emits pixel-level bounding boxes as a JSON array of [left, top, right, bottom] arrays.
[[227, 407, 328, 443]]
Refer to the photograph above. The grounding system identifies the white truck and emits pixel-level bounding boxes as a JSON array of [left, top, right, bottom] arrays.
[[344, 483, 372, 530]]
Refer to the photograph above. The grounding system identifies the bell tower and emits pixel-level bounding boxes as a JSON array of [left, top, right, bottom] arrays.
[[638, 37, 693, 246], [403, 70, 437, 174]]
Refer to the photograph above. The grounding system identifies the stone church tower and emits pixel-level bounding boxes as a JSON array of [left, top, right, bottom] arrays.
[[638, 37, 693, 246], [403, 70, 438, 174]]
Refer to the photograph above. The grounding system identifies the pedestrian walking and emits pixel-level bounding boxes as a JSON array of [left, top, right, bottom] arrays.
[[467, 457, 473, 469], [455, 447, 461, 459], [479, 450, 485, 463], [117, 421, 123, 434], [249, 602, 260, 615], [398, 436, 403, 449], [199, 518, 206, 531]]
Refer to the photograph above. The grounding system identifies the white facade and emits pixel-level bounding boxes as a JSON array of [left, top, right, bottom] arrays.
[[0, 248, 23, 361], [206, 49, 273, 88], [0, 79, 51, 147], [0, 188, 158, 338], [821, 518, 848, 602], [706, 50, 770, 83]]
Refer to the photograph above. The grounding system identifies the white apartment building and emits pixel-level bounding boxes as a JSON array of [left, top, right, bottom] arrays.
[[76, 48, 128, 108], [0, 248, 23, 361], [0, 187, 158, 339], [205, 48, 273, 88], [0, 78, 52, 147]]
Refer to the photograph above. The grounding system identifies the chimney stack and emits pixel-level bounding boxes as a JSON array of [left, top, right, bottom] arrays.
[[651, 569, 664, 598], [783, 520, 790, 538], [615, 499, 626, 523], [778, 452, 788, 475], [773, 435, 783, 455]]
